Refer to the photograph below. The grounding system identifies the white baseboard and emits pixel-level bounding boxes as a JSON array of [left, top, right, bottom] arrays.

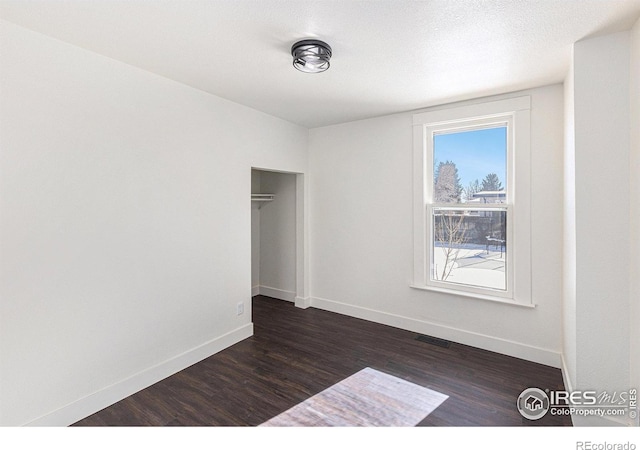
[[25, 323, 254, 426], [310, 296, 561, 368], [560, 353, 576, 427], [295, 296, 311, 309], [258, 286, 296, 302], [251, 285, 260, 297], [560, 353, 574, 393]]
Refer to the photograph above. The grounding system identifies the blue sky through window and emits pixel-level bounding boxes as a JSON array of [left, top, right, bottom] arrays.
[[433, 126, 507, 192]]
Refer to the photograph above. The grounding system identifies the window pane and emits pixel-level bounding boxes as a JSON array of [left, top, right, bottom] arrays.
[[433, 127, 507, 204], [431, 208, 507, 291]]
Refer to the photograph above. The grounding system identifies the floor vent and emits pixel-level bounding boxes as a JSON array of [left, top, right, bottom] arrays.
[[416, 334, 451, 348]]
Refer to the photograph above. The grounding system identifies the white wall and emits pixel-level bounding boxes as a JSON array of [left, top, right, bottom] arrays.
[[258, 171, 297, 301], [630, 18, 640, 427], [251, 170, 262, 293], [571, 30, 632, 426], [0, 20, 308, 426], [309, 84, 565, 367]]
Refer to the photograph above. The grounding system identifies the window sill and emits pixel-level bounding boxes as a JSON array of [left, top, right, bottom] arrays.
[[409, 284, 536, 308]]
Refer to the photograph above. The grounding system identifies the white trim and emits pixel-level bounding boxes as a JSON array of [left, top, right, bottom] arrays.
[[512, 108, 532, 306], [412, 124, 427, 284], [412, 95, 531, 125], [258, 285, 296, 302], [560, 353, 574, 394], [295, 173, 310, 308], [412, 95, 532, 306], [251, 285, 260, 297], [251, 168, 309, 311], [409, 284, 536, 308], [310, 296, 560, 368], [24, 324, 254, 426], [295, 296, 311, 309]]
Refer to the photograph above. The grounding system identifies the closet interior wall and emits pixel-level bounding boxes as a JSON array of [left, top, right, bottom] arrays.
[[251, 169, 297, 302]]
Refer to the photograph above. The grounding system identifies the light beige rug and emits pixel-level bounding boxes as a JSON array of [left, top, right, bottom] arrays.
[[259, 367, 448, 427]]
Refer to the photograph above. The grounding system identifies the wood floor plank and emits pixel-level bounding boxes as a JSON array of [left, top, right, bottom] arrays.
[[73, 296, 571, 427]]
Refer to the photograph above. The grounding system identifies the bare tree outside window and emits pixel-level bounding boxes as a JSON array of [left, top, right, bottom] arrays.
[[464, 179, 481, 202], [433, 210, 467, 281]]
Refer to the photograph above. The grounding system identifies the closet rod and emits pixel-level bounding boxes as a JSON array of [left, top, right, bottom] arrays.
[[251, 193, 275, 202]]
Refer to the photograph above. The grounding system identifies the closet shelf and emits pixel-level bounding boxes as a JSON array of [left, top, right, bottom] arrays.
[[251, 193, 275, 202]]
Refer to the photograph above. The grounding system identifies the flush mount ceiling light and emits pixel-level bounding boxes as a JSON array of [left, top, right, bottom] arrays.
[[291, 39, 332, 73]]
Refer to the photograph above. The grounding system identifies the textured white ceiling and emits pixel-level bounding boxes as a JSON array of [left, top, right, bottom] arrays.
[[1, 0, 640, 128]]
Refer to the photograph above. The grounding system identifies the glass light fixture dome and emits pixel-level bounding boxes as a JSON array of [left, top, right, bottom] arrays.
[[291, 39, 332, 73]]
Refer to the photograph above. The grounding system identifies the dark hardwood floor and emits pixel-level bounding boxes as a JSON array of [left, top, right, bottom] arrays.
[[73, 296, 571, 426]]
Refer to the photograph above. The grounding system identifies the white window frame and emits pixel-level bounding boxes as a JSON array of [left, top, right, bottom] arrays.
[[411, 96, 532, 307]]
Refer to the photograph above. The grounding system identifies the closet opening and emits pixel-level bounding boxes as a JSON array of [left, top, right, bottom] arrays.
[[251, 168, 308, 309]]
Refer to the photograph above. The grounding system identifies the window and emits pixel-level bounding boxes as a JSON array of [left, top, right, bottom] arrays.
[[411, 96, 532, 306]]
